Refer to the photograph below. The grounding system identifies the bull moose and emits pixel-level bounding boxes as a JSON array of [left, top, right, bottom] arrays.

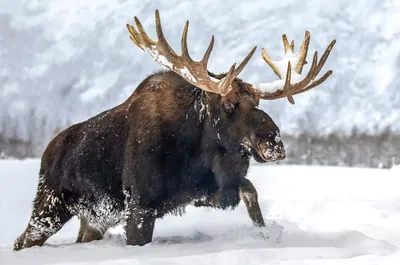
[[14, 10, 335, 251]]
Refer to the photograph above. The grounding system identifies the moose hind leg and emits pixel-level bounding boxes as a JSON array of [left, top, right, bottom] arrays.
[[76, 217, 104, 243], [76, 217, 86, 243], [14, 179, 72, 251]]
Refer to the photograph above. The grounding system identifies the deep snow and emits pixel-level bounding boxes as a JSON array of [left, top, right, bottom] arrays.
[[1, 159, 400, 264]]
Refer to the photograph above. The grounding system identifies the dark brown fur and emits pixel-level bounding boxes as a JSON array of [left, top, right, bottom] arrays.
[[14, 70, 285, 251]]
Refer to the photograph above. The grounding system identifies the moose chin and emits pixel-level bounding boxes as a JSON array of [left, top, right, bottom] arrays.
[[14, 9, 335, 251]]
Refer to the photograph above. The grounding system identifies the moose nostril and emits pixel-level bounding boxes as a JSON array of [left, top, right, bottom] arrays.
[[278, 148, 286, 158]]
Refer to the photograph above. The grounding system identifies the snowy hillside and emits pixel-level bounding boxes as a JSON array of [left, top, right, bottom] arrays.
[[1, 0, 400, 147], [1, 160, 400, 264]]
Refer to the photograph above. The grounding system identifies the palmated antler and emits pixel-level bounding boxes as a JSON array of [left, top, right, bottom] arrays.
[[127, 10, 256, 96], [254, 31, 336, 104]]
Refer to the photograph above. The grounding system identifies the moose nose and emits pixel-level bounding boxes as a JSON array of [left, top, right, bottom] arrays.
[[277, 142, 286, 159]]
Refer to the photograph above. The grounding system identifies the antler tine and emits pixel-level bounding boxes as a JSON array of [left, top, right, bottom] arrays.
[[232, 46, 257, 79], [261, 48, 281, 79], [134, 16, 153, 46], [154, 10, 178, 57], [219, 63, 237, 94], [127, 24, 143, 50], [284, 61, 295, 104], [295, 31, 310, 74], [282, 34, 293, 54], [291, 70, 333, 96], [181, 21, 193, 61], [314, 39, 336, 77], [201, 35, 215, 66], [212, 46, 257, 94]]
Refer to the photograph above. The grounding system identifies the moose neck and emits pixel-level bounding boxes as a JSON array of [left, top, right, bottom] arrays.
[[198, 92, 243, 153]]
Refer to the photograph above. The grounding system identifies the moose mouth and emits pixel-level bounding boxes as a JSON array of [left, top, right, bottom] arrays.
[[243, 139, 285, 163]]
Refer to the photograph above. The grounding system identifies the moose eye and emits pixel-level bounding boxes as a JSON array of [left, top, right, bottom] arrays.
[[223, 101, 235, 113]]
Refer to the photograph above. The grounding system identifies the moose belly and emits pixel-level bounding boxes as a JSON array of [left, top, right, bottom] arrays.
[[145, 170, 219, 218], [66, 194, 125, 232]]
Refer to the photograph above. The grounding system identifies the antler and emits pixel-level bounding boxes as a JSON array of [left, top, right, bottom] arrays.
[[127, 10, 256, 96], [253, 31, 336, 104]]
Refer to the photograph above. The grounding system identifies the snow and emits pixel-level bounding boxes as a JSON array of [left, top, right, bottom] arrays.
[[143, 46, 175, 70], [143, 45, 198, 83], [1, 159, 400, 264], [1, 0, 400, 147], [179, 67, 197, 83], [258, 50, 303, 93]]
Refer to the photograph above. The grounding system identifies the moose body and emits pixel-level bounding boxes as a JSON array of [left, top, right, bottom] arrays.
[[14, 71, 278, 250], [14, 10, 335, 251]]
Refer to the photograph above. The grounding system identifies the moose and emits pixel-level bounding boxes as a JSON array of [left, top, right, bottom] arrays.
[[14, 10, 335, 251]]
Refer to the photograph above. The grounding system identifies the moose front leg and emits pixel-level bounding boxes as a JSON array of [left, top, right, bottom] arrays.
[[239, 178, 265, 227], [123, 188, 156, 246], [125, 203, 156, 246], [209, 152, 266, 226], [193, 178, 266, 228], [211, 153, 244, 210]]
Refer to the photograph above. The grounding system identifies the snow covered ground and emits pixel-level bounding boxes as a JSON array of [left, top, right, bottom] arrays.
[[1, 159, 400, 264]]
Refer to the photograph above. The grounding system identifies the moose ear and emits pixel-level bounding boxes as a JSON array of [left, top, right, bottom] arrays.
[[223, 101, 235, 114]]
